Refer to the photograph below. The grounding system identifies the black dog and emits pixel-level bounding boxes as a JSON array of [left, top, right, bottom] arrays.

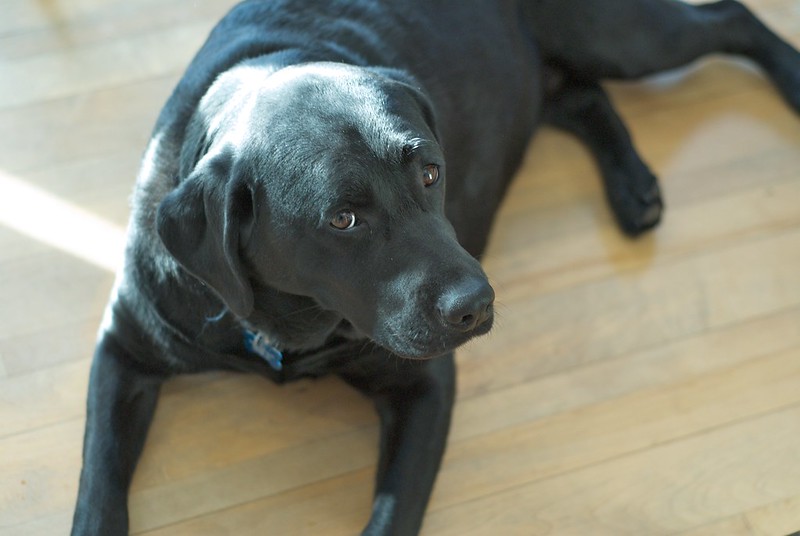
[[71, 1, 800, 534]]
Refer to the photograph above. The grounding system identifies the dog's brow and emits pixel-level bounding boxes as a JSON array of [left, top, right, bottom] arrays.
[[400, 138, 432, 162], [338, 178, 375, 207]]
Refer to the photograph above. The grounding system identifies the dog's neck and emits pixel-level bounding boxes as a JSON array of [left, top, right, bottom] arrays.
[[242, 280, 354, 352], [118, 250, 355, 371]]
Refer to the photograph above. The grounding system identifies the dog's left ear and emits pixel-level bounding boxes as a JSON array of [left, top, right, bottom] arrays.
[[369, 67, 440, 140], [156, 153, 256, 318]]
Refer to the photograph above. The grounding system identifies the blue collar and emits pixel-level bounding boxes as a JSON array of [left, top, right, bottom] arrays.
[[243, 329, 283, 371]]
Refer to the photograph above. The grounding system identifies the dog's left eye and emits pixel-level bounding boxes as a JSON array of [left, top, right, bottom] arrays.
[[330, 210, 357, 230], [422, 164, 439, 187]]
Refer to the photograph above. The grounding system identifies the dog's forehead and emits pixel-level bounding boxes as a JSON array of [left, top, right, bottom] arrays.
[[268, 64, 415, 148], [205, 61, 414, 154], [269, 63, 388, 103], [207, 60, 433, 159], [239, 66, 429, 188]]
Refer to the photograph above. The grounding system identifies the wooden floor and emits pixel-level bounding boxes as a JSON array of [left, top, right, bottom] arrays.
[[1, 1, 799, 534]]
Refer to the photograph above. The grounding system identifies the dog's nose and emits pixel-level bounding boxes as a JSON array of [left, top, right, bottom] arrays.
[[437, 277, 495, 332]]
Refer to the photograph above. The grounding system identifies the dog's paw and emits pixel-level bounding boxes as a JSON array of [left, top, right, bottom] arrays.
[[604, 168, 664, 237], [776, 69, 800, 116], [762, 41, 800, 115]]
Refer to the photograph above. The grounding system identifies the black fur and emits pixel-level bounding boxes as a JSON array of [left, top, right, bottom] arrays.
[[72, 1, 800, 534]]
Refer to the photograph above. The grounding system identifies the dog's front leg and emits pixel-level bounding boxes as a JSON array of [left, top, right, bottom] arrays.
[[341, 353, 456, 536], [71, 332, 164, 536]]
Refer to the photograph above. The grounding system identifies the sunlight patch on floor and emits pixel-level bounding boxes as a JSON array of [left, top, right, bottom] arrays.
[[0, 170, 125, 272]]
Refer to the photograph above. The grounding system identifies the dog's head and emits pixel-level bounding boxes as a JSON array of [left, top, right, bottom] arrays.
[[157, 61, 493, 358]]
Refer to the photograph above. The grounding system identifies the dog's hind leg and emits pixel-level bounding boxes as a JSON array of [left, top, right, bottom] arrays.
[[71, 333, 165, 536], [526, 0, 800, 112], [340, 352, 456, 536], [544, 76, 663, 235]]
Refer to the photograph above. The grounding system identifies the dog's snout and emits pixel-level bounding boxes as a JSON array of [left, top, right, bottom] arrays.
[[437, 277, 495, 332]]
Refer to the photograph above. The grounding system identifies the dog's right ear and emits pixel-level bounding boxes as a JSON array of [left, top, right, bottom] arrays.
[[156, 153, 256, 318]]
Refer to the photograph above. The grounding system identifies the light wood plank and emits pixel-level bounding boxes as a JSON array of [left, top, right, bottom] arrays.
[[436, 345, 800, 511], [137, 468, 376, 536], [0, 21, 216, 110], [675, 516, 754, 536], [453, 305, 800, 440], [0, 251, 112, 375], [484, 176, 800, 305], [0, 359, 89, 439], [422, 405, 800, 536], [0, 78, 172, 175], [0, 1, 235, 61], [745, 495, 800, 536], [461, 227, 800, 396]]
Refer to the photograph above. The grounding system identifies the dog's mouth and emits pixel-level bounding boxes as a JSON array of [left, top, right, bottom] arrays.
[[376, 313, 494, 360], [328, 310, 494, 360]]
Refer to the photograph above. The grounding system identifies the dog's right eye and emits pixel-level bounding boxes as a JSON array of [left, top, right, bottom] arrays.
[[330, 210, 357, 230]]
